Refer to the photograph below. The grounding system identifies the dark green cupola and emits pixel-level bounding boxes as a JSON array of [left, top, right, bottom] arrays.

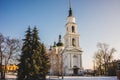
[[57, 35, 63, 47], [53, 41, 57, 47]]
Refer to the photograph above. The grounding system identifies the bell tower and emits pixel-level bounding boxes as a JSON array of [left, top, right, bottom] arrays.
[[64, 0, 80, 49], [63, 0, 83, 75]]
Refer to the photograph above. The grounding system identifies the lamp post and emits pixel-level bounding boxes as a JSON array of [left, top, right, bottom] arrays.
[[93, 60, 96, 76], [61, 51, 64, 80], [57, 52, 60, 80]]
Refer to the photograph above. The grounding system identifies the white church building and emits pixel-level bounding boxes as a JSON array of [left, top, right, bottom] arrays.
[[48, 1, 83, 76]]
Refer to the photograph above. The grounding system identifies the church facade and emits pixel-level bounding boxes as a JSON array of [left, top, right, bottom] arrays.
[[48, 1, 83, 76]]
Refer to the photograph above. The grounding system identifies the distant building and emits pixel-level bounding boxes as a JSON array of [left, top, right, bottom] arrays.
[[48, 0, 83, 76], [2, 64, 18, 72]]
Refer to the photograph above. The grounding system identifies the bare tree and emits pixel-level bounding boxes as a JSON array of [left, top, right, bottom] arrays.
[[3, 37, 21, 78], [94, 43, 116, 76], [0, 34, 22, 80], [94, 51, 103, 75], [4, 37, 21, 65]]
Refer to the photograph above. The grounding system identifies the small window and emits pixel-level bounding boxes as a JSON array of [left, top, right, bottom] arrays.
[[72, 26, 74, 32]]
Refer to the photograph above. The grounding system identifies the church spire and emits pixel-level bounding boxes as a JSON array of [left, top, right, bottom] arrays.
[[68, 0, 73, 16]]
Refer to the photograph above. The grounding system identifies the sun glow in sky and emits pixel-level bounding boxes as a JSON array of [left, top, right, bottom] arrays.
[[0, 0, 120, 69]]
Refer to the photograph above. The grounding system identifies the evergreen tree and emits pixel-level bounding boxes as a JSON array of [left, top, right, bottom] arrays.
[[40, 43, 50, 79], [18, 26, 50, 80], [31, 27, 42, 79], [17, 26, 33, 80]]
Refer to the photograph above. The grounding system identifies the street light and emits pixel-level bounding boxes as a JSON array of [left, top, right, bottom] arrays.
[[61, 50, 64, 80], [93, 60, 96, 76]]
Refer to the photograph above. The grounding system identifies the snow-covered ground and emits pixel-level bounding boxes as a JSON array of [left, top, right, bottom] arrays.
[[43, 76, 118, 80], [63, 76, 117, 80], [5, 74, 118, 80], [5, 73, 17, 79]]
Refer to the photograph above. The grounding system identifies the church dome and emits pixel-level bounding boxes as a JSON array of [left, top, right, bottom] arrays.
[[53, 41, 57, 47], [57, 35, 64, 47], [57, 42, 63, 47]]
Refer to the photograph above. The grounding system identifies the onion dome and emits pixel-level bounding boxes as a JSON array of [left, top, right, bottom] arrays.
[[57, 35, 63, 47]]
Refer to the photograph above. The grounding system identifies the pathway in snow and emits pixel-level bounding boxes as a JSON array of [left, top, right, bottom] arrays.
[[5, 74, 118, 80]]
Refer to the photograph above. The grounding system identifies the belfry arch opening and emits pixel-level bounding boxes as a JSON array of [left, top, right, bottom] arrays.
[[72, 38, 76, 46], [72, 26, 75, 33]]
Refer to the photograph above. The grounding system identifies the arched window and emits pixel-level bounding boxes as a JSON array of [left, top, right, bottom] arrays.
[[72, 26, 75, 33], [72, 38, 76, 46], [73, 55, 78, 67]]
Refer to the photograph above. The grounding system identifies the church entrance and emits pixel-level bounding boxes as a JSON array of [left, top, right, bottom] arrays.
[[73, 68, 78, 74], [73, 66, 79, 75]]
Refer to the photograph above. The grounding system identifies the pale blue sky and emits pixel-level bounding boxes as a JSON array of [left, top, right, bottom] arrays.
[[0, 0, 120, 69]]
